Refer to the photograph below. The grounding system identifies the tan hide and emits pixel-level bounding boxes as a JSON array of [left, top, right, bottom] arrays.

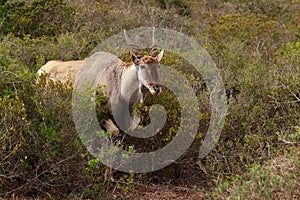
[[37, 60, 83, 83]]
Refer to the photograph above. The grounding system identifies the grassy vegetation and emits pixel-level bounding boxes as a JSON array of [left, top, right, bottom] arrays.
[[210, 146, 300, 199], [0, 0, 299, 199]]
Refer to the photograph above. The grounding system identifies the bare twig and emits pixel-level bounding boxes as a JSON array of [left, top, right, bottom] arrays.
[[279, 137, 299, 145]]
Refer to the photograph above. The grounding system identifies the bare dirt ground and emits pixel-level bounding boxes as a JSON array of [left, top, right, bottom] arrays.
[[111, 166, 210, 200], [118, 184, 206, 200], [3, 166, 210, 200]]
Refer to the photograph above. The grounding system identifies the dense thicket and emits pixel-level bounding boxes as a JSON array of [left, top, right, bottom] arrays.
[[0, 0, 299, 199]]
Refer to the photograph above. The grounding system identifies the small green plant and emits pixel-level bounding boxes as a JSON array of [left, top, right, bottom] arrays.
[[86, 158, 100, 173], [193, 185, 199, 192], [117, 170, 135, 194]]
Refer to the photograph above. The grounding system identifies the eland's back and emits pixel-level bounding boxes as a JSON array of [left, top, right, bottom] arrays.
[[37, 60, 83, 83], [74, 52, 125, 98]]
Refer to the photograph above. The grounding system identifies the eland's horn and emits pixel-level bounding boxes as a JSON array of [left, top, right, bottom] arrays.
[[124, 30, 144, 58], [150, 27, 157, 57]]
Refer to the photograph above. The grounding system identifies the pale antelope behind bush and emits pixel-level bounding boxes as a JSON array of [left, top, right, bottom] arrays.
[[38, 27, 164, 135]]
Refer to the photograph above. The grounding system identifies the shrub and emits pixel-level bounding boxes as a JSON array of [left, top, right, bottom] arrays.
[[268, 41, 300, 131], [207, 13, 283, 63], [0, 95, 30, 193], [208, 145, 300, 199], [0, 76, 110, 198], [194, 14, 299, 182], [155, 0, 191, 16], [0, 0, 75, 38]]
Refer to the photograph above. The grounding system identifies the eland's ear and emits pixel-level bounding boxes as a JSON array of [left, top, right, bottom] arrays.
[[131, 53, 140, 66], [157, 50, 164, 62]]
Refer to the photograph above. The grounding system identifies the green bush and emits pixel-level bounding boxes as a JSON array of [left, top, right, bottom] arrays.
[[193, 13, 300, 182], [0, 76, 110, 198], [207, 13, 283, 63], [0, 96, 29, 193], [0, 0, 75, 38], [226, 0, 300, 23], [200, 39, 299, 180], [155, 0, 191, 16], [208, 146, 300, 199]]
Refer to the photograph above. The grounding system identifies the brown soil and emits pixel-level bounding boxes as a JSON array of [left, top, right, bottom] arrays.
[[113, 184, 206, 200]]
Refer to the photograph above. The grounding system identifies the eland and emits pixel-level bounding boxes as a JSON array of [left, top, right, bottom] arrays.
[[38, 27, 164, 135]]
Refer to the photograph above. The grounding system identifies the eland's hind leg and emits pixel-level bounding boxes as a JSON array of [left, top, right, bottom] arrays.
[[103, 119, 119, 135]]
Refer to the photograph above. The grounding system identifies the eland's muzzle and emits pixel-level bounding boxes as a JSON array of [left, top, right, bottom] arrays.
[[153, 85, 160, 94], [146, 83, 161, 94]]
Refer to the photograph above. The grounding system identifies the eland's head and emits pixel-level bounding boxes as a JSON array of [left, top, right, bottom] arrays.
[[124, 27, 164, 94]]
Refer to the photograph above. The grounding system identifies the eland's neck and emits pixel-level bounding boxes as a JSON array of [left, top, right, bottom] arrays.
[[120, 64, 139, 101]]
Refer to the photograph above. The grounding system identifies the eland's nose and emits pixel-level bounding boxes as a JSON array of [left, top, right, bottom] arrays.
[[153, 86, 160, 94]]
